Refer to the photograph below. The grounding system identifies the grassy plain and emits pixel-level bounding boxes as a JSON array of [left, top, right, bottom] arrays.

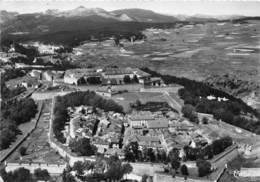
[[72, 21, 259, 84]]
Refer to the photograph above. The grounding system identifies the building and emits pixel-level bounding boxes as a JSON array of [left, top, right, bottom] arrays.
[[63, 67, 155, 86], [101, 67, 134, 85], [147, 118, 169, 129], [146, 77, 164, 87], [30, 42, 61, 55], [128, 111, 155, 128], [128, 111, 169, 129], [128, 135, 163, 149], [42, 70, 64, 82], [28, 69, 42, 80], [96, 86, 118, 97], [6, 75, 40, 89], [64, 68, 101, 85], [131, 68, 151, 84]]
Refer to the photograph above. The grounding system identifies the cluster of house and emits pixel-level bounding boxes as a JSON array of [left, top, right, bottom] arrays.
[[58, 104, 211, 160], [6, 69, 64, 89], [0, 52, 25, 63], [62, 105, 125, 157], [125, 111, 210, 157], [13, 67, 164, 91], [63, 67, 164, 86]]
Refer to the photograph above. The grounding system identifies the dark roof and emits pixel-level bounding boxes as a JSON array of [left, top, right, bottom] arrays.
[[132, 68, 151, 77]]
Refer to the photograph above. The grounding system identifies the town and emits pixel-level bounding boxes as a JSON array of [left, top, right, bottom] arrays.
[[1, 3, 260, 182]]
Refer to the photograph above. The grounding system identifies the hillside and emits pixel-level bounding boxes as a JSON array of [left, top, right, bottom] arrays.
[[1, 12, 180, 46], [0, 10, 18, 24], [112, 8, 179, 23], [1, 7, 259, 46]]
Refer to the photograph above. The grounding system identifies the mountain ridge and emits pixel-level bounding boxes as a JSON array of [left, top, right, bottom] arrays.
[[1, 7, 257, 24]]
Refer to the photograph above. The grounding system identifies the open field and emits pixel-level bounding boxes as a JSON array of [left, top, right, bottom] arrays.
[[111, 92, 167, 113], [72, 21, 259, 82], [70, 20, 260, 109]]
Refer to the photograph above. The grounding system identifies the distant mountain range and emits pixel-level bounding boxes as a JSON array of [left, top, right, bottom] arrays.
[[0, 7, 254, 25], [42, 7, 180, 22], [1, 7, 259, 46]]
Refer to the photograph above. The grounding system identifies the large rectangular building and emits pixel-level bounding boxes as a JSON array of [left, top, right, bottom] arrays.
[[128, 111, 169, 129]]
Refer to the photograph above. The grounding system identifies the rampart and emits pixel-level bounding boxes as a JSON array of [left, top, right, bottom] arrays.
[[48, 97, 95, 166], [140, 85, 183, 94], [210, 144, 239, 169]]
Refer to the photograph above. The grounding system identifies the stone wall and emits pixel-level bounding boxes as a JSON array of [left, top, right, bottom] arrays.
[[31, 91, 71, 100], [140, 86, 183, 94], [210, 145, 239, 169], [154, 172, 211, 182], [48, 97, 95, 166]]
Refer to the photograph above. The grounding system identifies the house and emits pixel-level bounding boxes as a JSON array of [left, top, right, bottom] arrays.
[[31, 42, 61, 55], [6, 75, 40, 89], [93, 138, 110, 153], [131, 68, 151, 84], [42, 71, 64, 82], [96, 87, 118, 97], [161, 131, 188, 152], [105, 148, 124, 159], [147, 77, 164, 87], [28, 70, 42, 79]]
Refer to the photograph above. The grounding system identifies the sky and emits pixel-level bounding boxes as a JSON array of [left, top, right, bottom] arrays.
[[1, 0, 260, 16]]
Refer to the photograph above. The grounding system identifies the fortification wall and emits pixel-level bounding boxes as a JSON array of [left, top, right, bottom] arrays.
[[48, 97, 95, 166], [31, 91, 71, 100], [154, 172, 211, 182], [140, 86, 182, 94], [210, 145, 239, 169], [5, 162, 66, 175]]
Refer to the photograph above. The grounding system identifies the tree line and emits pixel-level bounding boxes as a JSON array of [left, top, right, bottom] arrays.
[[63, 155, 132, 182], [0, 167, 50, 182], [0, 98, 37, 150]]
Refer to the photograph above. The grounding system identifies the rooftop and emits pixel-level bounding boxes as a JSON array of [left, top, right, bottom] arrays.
[[131, 68, 151, 77], [147, 118, 169, 129], [103, 67, 133, 76], [64, 68, 100, 78]]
